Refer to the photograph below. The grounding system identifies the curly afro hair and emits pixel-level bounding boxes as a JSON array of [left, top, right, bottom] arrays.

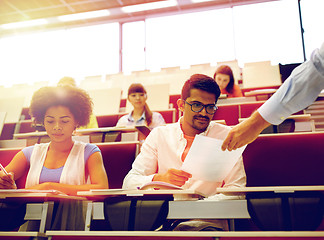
[[29, 85, 93, 128]]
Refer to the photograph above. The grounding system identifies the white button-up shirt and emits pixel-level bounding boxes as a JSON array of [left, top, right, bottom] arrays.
[[259, 43, 324, 125], [123, 119, 246, 199]]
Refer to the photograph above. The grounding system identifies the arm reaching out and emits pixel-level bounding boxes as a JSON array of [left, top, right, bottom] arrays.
[[222, 42, 324, 151], [221, 111, 271, 151]]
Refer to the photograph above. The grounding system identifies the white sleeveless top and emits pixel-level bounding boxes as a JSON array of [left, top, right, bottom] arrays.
[[25, 141, 86, 188]]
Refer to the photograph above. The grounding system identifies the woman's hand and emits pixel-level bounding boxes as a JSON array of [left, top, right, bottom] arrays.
[[0, 171, 17, 189]]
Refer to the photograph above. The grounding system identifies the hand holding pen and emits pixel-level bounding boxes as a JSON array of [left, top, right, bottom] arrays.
[[0, 163, 17, 189]]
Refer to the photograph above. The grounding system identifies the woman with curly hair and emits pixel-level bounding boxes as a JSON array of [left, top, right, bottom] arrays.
[[214, 65, 243, 98], [0, 85, 108, 195]]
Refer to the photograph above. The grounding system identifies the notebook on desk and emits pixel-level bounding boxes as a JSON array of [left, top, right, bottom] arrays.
[[135, 125, 151, 137], [140, 181, 183, 190], [79, 187, 206, 200]]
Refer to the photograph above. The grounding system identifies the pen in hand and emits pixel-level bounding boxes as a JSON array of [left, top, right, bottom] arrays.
[[0, 163, 9, 177], [0, 163, 16, 188]]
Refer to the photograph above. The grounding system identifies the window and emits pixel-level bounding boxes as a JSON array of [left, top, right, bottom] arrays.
[[145, 8, 235, 70], [300, 0, 324, 58], [122, 21, 146, 73], [0, 23, 119, 85], [233, 0, 303, 65]]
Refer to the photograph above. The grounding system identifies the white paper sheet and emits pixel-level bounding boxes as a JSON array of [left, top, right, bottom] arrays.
[[180, 135, 246, 182]]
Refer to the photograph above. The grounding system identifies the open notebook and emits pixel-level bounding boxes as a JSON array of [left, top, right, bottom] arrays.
[[139, 181, 183, 190]]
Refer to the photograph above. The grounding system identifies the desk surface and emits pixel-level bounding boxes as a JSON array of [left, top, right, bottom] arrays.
[[46, 230, 324, 237], [76, 126, 137, 134], [244, 88, 277, 96], [0, 232, 44, 237], [0, 189, 85, 201], [216, 185, 324, 194], [13, 126, 139, 139], [77, 189, 204, 200]]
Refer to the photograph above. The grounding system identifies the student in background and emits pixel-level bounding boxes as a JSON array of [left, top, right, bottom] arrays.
[[116, 83, 166, 130], [214, 65, 243, 98], [123, 74, 246, 231], [58, 76, 99, 129], [222, 42, 324, 151]]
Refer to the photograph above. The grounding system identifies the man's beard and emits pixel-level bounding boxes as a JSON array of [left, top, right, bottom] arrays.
[[192, 115, 210, 132]]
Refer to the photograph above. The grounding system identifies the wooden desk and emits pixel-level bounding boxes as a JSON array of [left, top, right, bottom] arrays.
[[78, 189, 205, 231], [77, 126, 139, 142], [78, 189, 205, 201], [244, 88, 277, 96], [13, 131, 47, 145], [13, 126, 141, 144], [46, 230, 324, 239], [0, 231, 45, 239], [244, 89, 277, 101], [216, 186, 324, 194], [217, 96, 257, 105], [216, 186, 324, 231], [239, 114, 315, 133], [79, 187, 324, 232], [0, 190, 85, 233]]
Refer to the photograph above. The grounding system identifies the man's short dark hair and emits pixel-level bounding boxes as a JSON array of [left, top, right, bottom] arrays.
[[181, 74, 221, 102]]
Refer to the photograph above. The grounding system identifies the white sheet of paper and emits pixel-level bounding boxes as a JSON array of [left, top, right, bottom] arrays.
[[181, 135, 246, 182]]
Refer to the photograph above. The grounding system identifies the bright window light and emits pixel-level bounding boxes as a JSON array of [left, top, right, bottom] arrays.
[[58, 9, 110, 22], [1, 19, 48, 29], [121, 0, 177, 13]]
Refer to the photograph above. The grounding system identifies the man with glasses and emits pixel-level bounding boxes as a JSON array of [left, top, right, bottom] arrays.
[[123, 74, 246, 231]]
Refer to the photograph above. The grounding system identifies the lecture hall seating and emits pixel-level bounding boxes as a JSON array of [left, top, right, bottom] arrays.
[[241, 131, 324, 231], [96, 109, 176, 128], [243, 132, 324, 187], [213, 104, 240, 125], [0, 141, 139, 190]]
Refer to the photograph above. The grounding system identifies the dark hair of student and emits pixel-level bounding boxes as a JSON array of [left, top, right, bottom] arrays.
[[181, 74, 221, 102], [57, 76, 77, 87], [213, 65, 235, 94], [128, 83, 153, 126], [29, 85, 93, 128]]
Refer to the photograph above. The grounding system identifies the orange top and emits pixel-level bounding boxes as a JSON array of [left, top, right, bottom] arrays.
[[221, 84, 243, 98], [181, 134, 195, 162]]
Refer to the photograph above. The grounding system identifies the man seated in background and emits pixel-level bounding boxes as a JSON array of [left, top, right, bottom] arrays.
[[123, 74, 246, 231]]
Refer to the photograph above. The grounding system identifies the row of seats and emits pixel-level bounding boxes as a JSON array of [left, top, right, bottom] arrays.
[[2, 131, 323, 189], [1, 97, 310, 141], [0, 141, 139, 190], [1, 132, 324, 231]]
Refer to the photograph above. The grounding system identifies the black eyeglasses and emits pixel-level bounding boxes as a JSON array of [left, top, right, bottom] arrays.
[[184, 100, 218, 115]]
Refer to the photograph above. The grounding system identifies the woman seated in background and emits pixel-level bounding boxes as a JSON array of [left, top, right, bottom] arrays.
[[116, 83, 166, 130], [0, 85, 108, 195], [214, 65, 243, 98]]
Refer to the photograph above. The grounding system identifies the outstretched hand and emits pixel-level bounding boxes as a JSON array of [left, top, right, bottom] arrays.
[[153, 168, 192, 187], [221, 111, 271, 151]]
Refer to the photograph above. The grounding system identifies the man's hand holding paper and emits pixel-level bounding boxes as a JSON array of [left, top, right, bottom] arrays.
[[153, 168, 192, 187], [181, 135, 246, 182]]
